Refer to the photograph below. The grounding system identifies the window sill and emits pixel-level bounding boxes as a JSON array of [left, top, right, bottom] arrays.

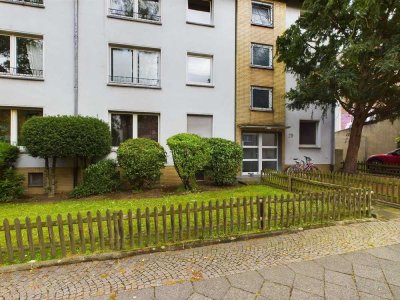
[[186, 83, 215, 88], [0, 74, 44, 81], [250, 65, 273, 70], [108, 82, 161, 89], [299, 145, 321, 149], [107, 14, 161, 26], [186, 21, 215, 28], [250, 108, 273, 112], [251, 22, 274, 29], [0, 0, 44, 8]]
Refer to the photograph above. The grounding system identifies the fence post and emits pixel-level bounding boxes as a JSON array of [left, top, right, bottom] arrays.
[[288, 176, 293, 192]]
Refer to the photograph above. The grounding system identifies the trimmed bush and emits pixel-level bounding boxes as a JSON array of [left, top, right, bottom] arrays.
[[70, 160, 120, 198], [21, 116, 111, 196], [167, 133, 211, 191], [0, 142, 24, 202], [117, 138, 167, 190], [206, 138, 243, 186]]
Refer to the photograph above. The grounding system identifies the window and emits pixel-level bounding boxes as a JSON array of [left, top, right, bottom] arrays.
[[28, 173, 44, 187], [109, 0, 161, 22], [299, 121, 318, 146], [242, 133, 278, 174], [252, 1, 273, 27], [0, 0, 44, 5], [0, 108, 43, 145], [0, 34, 43, 78], [110, 46, 160, 87], [251, 87, 272, 110], [187, 54, 212, 85], [187, 0, 212, 25], [251, 43, 272, 68], [187, 115, 213, 138], [111, 113, 159, 146]]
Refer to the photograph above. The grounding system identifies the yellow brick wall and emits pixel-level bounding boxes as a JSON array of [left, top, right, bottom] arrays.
[[160, 166, 182, 187], [236, 0, 287, 143]]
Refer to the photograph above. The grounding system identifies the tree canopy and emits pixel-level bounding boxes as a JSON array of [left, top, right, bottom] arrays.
[[277, 0, 400, 172]]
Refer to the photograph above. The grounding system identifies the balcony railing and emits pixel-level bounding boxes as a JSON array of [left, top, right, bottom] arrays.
[[0, 67, 43, 78], [109, 75, 160, 87], [1, 0, 44, 5], [109, 8, 161, 22]]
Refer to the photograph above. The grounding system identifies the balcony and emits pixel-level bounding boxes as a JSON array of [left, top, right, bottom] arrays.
[[108, 8, 161, 23], [0, 67, 44, 80], [108, 75, 160, 88]]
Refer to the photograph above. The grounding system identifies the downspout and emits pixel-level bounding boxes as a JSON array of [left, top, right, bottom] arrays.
[[330, 104, 336, 171], [73, 0, 79, 187]]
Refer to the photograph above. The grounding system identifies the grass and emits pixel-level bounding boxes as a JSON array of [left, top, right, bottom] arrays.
[[0, 184, 286, 221]]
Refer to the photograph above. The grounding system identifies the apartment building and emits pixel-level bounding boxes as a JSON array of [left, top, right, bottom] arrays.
[[236, 0, 334, 175], [0, 0, 236, 194]]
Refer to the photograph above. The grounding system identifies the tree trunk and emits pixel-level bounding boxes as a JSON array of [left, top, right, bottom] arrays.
[[343, 116, 365, 173], [44, 157, 51, 195], [49, 157, 57, 198]]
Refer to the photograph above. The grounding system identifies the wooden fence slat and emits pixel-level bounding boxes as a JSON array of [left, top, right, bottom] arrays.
[[154, 207, 159, 245], [256, 196, 261, 229], [137, 209, 142, 247], [274, 195, 278, 228], [185, 204, 190, 240], [285, 195, 290, 228], [229, 198, 234, 232], [162, 206, 167, 243], [87, 212, 95, 252], [267, 196, 271, 230], [223, 199, 227, 234], [250, 197, 254, 230], [209, 201, 213, 236], [178, 204, 183, 241], [14, 218, 24, 261], [127, 210, 133, 248], [262, 197, 266, 230], [170, 205, 175, 242], [106, 210, 113, 248], [67, 213, 76, 254], [201, 202, 206, 237], [194, 202, 199, 238], [25, 217, 35, 260], [119, 210, 124, 249], [97, 211, 105, 250], [57, 214, 66, 257], [47, 216, 56, 257], [216, 201, 220, 235], [113, 212, 119, 250], [280, 195, 284, 228], [236, 198, 241, 231], [36, 216, 46, 260], [145, 208, 151, 246]]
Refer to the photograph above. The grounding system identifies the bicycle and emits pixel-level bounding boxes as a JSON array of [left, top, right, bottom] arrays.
[[285, 156, 319, 175]]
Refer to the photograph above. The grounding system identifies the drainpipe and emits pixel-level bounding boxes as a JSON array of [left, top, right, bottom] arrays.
[[73, 0, 79, 116], [73, 0, 79, 187], [330, 104, 336, 172]]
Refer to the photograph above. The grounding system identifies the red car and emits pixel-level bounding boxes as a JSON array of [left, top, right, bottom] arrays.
[[366, 148, 400, 165]]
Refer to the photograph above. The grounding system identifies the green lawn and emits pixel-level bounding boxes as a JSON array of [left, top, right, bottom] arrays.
[[0, 185, 286, 221]]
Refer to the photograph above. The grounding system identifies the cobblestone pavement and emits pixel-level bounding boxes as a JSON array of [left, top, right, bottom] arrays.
[[0, 219, 400, 299]]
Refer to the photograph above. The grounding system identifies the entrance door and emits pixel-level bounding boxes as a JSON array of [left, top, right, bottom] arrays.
[[242, 133, 279, 175]]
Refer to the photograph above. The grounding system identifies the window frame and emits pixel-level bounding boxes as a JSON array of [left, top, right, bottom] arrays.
[[186, 0, 214, 26], [186, 53, 214, 87], [299, 120, 320, 148], [187, 114, 213, 138], [0, 107, 43, 146], [0, 32, 44, 80], [108, 0, 162, 24], [28, 172, 44, 187], [251, 86, 273, 111], [109, 111, 160, 148], [0, 0, 44, 8], [251, 1, 273, 28], [251, 43, 273, 69], [108, 44, 161, 88]]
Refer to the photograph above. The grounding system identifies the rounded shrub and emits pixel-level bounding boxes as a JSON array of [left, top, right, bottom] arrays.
[[167, 133, 211, 191], [0, 141, 24, 202], [206, 138, 243, 186], [70, 160, 120, 198], [117, 138, 167, 190]]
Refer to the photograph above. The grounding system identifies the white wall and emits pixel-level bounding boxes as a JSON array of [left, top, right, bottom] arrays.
[[0, 0, 236, 167], [284, 3, 334, 166]]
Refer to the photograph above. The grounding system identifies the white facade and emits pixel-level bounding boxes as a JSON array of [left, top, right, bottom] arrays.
[[0, 0, 236, 167], [284, 3, 334, 167]]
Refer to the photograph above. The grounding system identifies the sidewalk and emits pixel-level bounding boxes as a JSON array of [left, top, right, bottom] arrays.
[[1, 218, 400, 299]]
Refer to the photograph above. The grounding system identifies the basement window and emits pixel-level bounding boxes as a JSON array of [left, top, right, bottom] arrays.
[[28, 173, 44, 187]]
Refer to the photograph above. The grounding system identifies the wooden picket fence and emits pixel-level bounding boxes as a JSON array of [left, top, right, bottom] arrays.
[[262, 170, 400, 207], [355, 161, 400, 177], [0, 191, 371, 265]]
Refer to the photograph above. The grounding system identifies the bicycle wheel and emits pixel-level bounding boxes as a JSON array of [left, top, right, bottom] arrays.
[[307, 165, 320, 174], [285, 165, 300, 175]]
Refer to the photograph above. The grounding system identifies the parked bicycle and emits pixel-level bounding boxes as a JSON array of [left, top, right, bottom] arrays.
[[285, 156, 319, 174]]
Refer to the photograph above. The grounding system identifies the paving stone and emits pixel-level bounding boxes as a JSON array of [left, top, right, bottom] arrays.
[[188, 293, 213, 300], [389, 284, 400, 299], [342, 251, 382, 268], [355, 276, 393, 299], [193, 277, 230, 299], [325, 282, 358, 300], [353, 264, 386, 282], [260, 281, 291, 300], [314, 255, 353, 275], [227, 270, 263, 293], [293, 274, 324, 297], [257, 265, 295, 287], [222, 287, 255, 300], [367, 247, 400, 262], [155, 282, 193, 300], [359, 292, 388, 300], [290, 289, 323, 300], [117, 287, 155, 300], [289, 261, 325, 280], [324, 270, 356, 290]]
